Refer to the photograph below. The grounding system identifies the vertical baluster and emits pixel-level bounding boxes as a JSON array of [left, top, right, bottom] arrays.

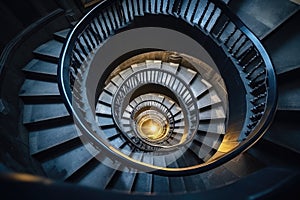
[[71, 65, 80, 91], [244, 129, 251, 136], [190, 0, 201, 24], [215, 19, 229, 39], [247, 121, 258, 129], [135, 0, 141, 16], [97, 13, 108, 39], [197, 0, 210, 27], [107, 6, 117, 30], [251, 103, 266, 114], [228, 31, 242, 53], [183, 0, 192, 19], [137, 0, 144, 15], [110, 4, 121, 28], [157, 0, 164, 14], [246, 60, 263, 79], [86, 26, 97, 49], [120, 0, 130, 21], [172, 0, 183, 16], [203, 3, 217, 31], [204, 6, 221, 33], [232, 36, 247, 57], [102, 10, 113, 36], [242, 53, 259, 71], [81, 31, 93, 52], [115, 0, 126, 26], [248, 69, 266, 87], [250, 112, 263, 121], [77, 37, 88, 57], [76, 66, 83, 82], [237, 45, 254, 64], [73, 83, 83, 103], [153, 0, 158, 13], [69, 67, 76, 90], [144, 0, 151, 13], [125, 0, 134, 20], [224, 26, 237, 46], [250, 92, 267, 104], [71, 54, 80, 71], [129, 0, 138, 16], [163, 0, 171, 14], [70, 55, 79, 85], [250, 82, 265, 95], [90, 19, 103, 44], [73, 45, 85, 63]]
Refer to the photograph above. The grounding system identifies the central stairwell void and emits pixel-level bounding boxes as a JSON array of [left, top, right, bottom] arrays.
[[58, 0, 277, 174], [14, 0, 300, 199]]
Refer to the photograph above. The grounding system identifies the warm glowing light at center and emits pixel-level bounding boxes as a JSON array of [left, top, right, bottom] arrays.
[[137, 117, 169, 142], [150, 124, 158, 132]]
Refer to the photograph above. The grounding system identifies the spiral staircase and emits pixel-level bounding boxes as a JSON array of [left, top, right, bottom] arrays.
[[1, 0, 300, 199]]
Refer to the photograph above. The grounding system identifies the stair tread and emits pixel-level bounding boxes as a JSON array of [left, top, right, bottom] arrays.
[[102, 127, 119, 139], [97, 115, 115, 127], [78, 158, 118, 189], [98, 91, 113, 105], [96, 103, 112, 116], [190, 77, 211, 98], [152, 174, 170, 193], [42, 143, 97, 180], [189, 141, 215, 161], [195, 132, 223, 150], [23, 59, 58, 77], [276, 65, 300, 76], [30, 124, 80, 155], [174, 153, 207, 191], [199, 105, 226, 120], [197, 90, 221, 109], [200, 166, 238, 189], [109, 136, 126, 150], [53, 28, 71, 42], [23, 103, 70, 124], [136, 0, 145, 16], [264, 135, 300, 155], [263, 10, 300, 74], [177, 67, 196, 84], [107, 169, 137, 192], [223, 153, 265, 178], [161, 62, 179, 74], [222, 0, 231, 3], [198, 121, 225, 135], [248, 139, 300, 168], [199, 1, 222, 32], [145, 60, 162, 69], [13, 1, 300, 195], [131, 172, 152, 193], [191, 0, 211, 24], [33, 40, 63, 62], [19, 79, 60, 98], [278, 77, 300, 110], [228, 0, 299, 38], [166, 157, 186, 193], [264, 112, 300, 154]]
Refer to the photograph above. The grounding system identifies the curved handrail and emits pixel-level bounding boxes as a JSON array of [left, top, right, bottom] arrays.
[[58, 0, 277, 175], [210, 0, 277, 140]]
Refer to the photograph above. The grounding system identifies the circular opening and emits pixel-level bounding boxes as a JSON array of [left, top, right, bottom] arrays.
[[60, 4, 277, 176], [71, 25, 234, 172], [136, 113, 169, 142]]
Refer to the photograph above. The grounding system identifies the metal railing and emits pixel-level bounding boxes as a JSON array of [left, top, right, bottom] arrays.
[[58, 0, 277, 175]]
